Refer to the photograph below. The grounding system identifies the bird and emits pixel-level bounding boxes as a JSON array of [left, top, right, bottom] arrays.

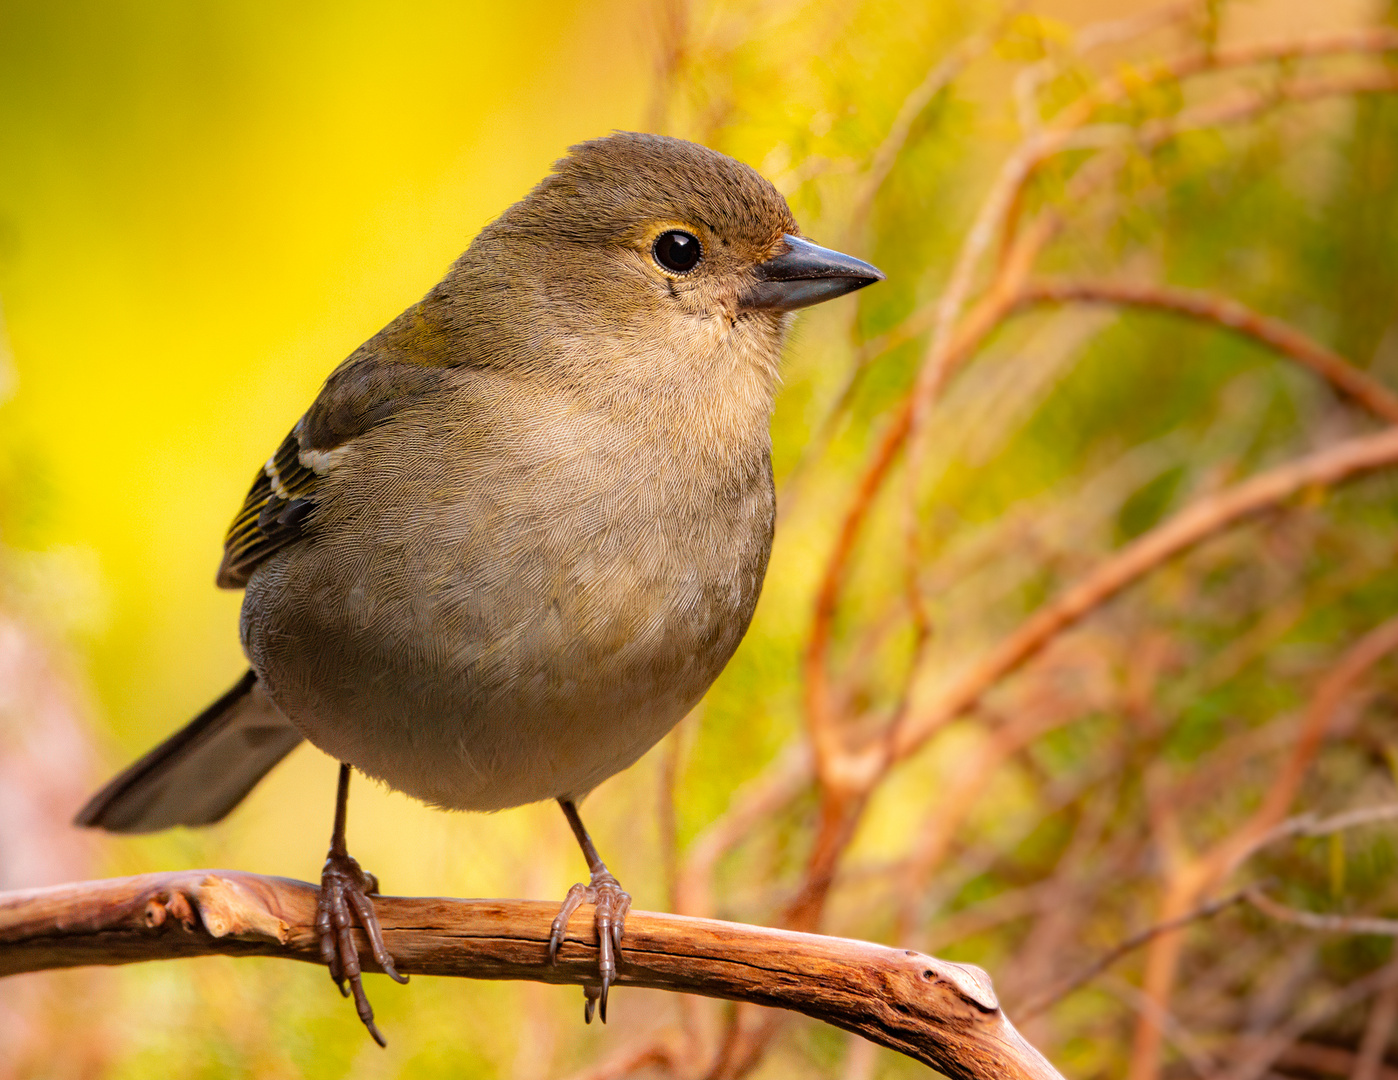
[[74, 131, 884, 1044]]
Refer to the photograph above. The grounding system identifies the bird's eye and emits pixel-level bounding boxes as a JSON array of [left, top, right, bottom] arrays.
[[653, 230, 702, 274]]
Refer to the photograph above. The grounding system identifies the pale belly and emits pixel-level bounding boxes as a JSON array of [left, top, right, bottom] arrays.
[[239, 366, 776, 811], [240, 484, 771, 812]]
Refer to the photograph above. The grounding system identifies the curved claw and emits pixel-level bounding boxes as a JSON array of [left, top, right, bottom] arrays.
[[317, 849, 406, 1047], [548, 870, 630, 1024], [347, 888, 410, 985], [612, 892, 631, 953], [548, 882, 590, 963]]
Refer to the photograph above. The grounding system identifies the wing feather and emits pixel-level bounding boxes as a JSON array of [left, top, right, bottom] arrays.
[[214, 333, 453, 589], [217, 431, 321, 588]]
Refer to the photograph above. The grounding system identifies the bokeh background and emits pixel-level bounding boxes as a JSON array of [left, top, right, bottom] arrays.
[[4, 0, 1398, 1077]]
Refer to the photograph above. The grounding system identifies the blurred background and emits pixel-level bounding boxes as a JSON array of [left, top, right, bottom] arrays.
[[4, 0, 1398, 1077]]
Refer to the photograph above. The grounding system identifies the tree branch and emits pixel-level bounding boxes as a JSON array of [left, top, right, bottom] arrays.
[[0, 869, 1063, 1080]]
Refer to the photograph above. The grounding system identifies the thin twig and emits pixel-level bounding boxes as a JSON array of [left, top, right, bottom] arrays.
[[1354, 969, 1398, 1080], [846, 13, 1014, 243], [1130, 613, 1398, 1080], [674, 741, 813, 919], [1018, 885, 1262, 1021], [887, 427, 1398, 770], [1019, 278, 1398, 424], [1253, 802, 1398, 852], [1277, 1043, 1398, 1080], [1247, 891, 1398, 937], [1220, 963, 1398, 1080]]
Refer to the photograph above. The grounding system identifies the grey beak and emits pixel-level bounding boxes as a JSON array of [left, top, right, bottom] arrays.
[[738, 234, 885, 312]]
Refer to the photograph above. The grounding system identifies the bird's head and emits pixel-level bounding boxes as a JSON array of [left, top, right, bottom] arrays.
[[447, 132, 883, 390]]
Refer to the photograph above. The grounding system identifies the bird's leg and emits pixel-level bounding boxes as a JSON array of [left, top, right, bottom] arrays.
[[547, 798, 632, 1024], [314, 762, 409, 1047]]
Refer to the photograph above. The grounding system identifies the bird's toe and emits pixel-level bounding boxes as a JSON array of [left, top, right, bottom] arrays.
[[316, 849, 407, 1048]]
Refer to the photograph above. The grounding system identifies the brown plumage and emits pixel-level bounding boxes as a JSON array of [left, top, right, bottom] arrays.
[[78, 131, 883, 1043], [219, 134, 801, 587]]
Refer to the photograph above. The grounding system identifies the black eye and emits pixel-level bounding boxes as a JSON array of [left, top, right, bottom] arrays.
[[653, 230, 701, 274]]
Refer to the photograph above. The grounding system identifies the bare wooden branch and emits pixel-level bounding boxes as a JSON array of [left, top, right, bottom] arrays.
[[0, 869, 1063, 1080]]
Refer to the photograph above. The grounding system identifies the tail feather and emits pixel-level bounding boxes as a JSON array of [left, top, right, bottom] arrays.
[[75, 670, 304, 833]]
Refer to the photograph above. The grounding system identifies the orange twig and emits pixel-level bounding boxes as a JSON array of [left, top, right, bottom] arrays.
[[1051, 27, 1398, 132], [845, 15, 1012, 244], [890, 428, 1398, 769], [1129, 614, 1398, 1080], [1020, 278, 1398, 424]]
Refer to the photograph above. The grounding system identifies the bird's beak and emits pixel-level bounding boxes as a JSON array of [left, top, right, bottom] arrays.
[[738, 234, 885, 313]]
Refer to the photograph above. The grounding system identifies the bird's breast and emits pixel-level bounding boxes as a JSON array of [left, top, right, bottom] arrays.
[[242, 372, 775, 811]]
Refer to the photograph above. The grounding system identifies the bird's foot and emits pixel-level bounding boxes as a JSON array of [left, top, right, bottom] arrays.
[[314, 848, 409, 1047], [547, 868, 632, 1023]]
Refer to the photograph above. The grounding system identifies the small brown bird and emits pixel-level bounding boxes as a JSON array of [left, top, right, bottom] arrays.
[[75, 132, 883, 1043]]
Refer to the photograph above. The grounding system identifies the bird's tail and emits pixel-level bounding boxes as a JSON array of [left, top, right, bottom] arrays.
[[75, 670, 304, 833]]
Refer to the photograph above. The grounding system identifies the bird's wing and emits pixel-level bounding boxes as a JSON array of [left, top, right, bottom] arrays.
[[217, 428, 322, 588], [216, 352, 451, 588]]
